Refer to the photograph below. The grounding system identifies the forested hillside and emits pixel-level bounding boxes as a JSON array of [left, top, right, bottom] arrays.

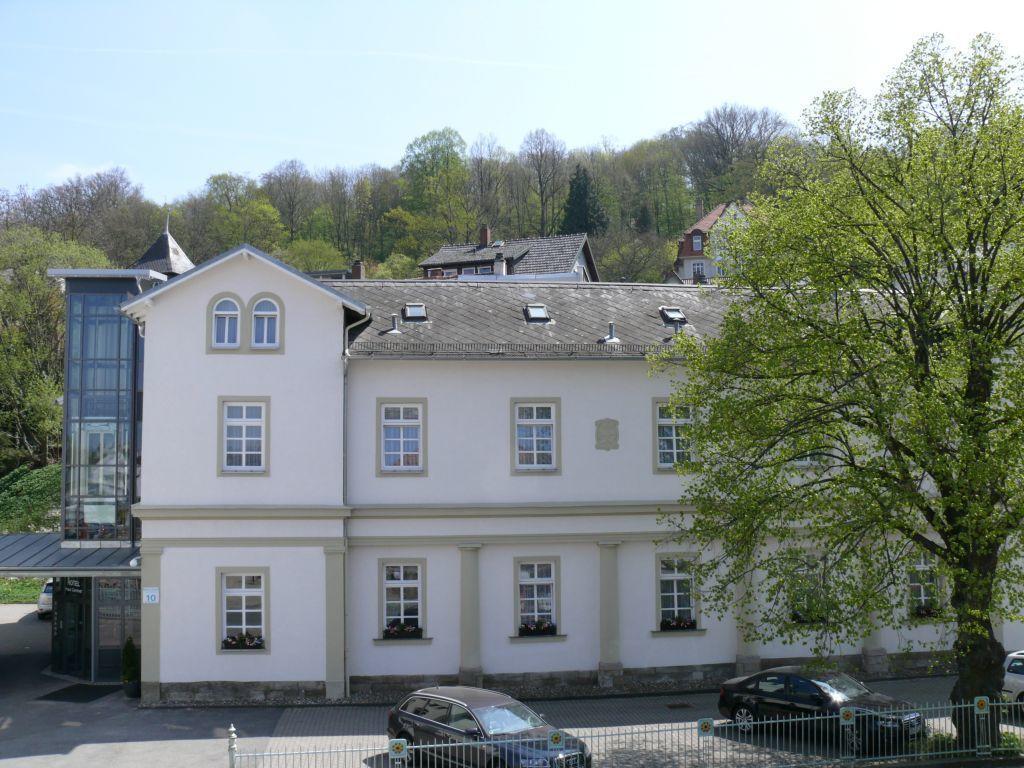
[[0, 103, 789, 282]]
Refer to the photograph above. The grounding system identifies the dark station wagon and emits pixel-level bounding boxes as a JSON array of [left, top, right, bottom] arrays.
[[387, 686, 591, 767], [718, 666, 924, 753]]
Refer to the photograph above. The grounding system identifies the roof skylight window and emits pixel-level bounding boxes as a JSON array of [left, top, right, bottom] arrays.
[[403, 303, 427, 321], [524, 303, 550, 323], [659, 306, 686, 325]]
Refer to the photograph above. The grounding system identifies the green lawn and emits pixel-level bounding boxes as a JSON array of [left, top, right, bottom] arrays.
[[0, 577, 43, 603]]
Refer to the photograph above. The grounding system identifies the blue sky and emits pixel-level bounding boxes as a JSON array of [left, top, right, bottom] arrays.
[[1, 0, 1022, 202]]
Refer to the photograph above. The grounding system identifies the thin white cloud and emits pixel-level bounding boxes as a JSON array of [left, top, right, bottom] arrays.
[[47, 162, 117, 182], [0, 43, 557, 72]]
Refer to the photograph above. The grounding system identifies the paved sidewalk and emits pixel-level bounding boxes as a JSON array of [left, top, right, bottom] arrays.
[[0, 602, 960, 768]]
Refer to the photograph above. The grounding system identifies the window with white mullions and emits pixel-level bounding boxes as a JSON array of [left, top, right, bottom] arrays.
[[656, 403, 692, 468], [381, 404, 422, 472], [223, 402, 264, 471], [251, 299, 279, 348], [213, 299, 240, 348], [222, 573, 264, 648], [908, 550, 939, 611], [659, 557, 695, 625], [518, 561, 555, 625], [515, 403, 556, 469], [383, 563, 421, 628]]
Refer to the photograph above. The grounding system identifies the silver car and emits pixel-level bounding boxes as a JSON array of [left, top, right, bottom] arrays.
[[36, 579, 52, 619]]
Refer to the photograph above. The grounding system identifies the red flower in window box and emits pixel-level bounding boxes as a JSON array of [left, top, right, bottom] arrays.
[[382, 620, 423, 640], [660, 615, 698, 632], [518, 620, 557, 637]]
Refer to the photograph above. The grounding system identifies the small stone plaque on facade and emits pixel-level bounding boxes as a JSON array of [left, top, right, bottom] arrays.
[[595, 418, 619, 450]]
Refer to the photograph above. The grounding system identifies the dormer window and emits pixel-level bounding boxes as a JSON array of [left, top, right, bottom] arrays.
[[213, 298, 240, 348], [692, 234, 703, 252], [524, 304, 550, 323], [659, 306, 686, 325], [403, 303, 427, 321], [251, 299, 280, 348]]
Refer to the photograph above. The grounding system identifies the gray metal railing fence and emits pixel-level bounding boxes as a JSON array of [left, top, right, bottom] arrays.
[[228, 696, 1024, 768]]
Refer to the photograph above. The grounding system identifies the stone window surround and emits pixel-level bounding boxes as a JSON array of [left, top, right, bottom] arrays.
[[510, 397, 562, 476], [374, 557, 432, 645], [376, 398, 428, 477], [511, 556, 565, 641], [216, 566, 270, 655], [651, 551, 706, 636], [217, 396, 271, 477], [206, 291, 285, 355]]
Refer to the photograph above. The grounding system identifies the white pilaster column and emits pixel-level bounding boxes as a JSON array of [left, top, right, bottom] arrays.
[[458, 543, 483, 686], [140, 544, 163, 705], [733, 576, 761, 676], [860, 612, 891, 677], [598, 541, 622, 687], [324, 544, 346, 699]]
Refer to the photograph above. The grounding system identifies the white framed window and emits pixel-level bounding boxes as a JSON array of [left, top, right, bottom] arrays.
[[692, 233, 703, 252], [478, 265, 494, 275], [692, 260, 706, 278], [517, 560, 556, 631], [513, 402, 557, 471], [524, 304, 550, 322], [221, 572, 265, 650], [223, 402, 265, 472], [383, 562, 422, 637], [908, 551, 939, 612], [658, 557, 696, 629], [213, 298, 240, 348], [380, 403, 423, 473], [442, 268, 458, 278], [656, 401, 692, 469], [251, 299, 279, 348], [461, 266, 477, 275]]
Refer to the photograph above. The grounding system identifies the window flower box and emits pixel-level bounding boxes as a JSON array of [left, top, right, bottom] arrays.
[[221, 632, 265, 650], [518, 620, 557, 637], [660, 616, 698, 632], [382, 621, 423, 640], [911, 603, 941, 620]]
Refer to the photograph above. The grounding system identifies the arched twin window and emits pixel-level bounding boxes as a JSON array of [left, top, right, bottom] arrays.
[[212, 298, 240, 348], [251, 299, 280, 348]]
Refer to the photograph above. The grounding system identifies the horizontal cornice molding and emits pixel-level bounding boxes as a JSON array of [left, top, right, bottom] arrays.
[[350, 501, 689, 518], [132, 505, 351, 520], [348, 532, 673, 547], [141, 537, 346, 550]]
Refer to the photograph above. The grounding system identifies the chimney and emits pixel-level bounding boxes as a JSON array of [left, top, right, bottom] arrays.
[[602, 321, 620, 344], [479, 225, 491, 248], [493, 253, 507, 277], [351, 259, 363, 280]]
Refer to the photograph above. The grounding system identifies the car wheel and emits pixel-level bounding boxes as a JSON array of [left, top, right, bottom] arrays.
[[732, 704, 757, 734]]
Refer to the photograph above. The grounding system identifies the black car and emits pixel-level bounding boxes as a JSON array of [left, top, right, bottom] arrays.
[[387, 686, 591, 767], [718, 666, 924, 751]]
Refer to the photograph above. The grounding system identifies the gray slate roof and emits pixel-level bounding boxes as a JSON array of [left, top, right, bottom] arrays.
[[420, 233, 590, 276], [0, 533, 139, 575], [321, 279, 734, 359], [131, 229, 195, 276]]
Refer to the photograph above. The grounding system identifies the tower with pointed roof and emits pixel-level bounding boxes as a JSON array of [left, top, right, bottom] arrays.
[[130, 217, 195, 277]]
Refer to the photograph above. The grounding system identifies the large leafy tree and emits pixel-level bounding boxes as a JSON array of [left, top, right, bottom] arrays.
[[0, 227, 108, 467], [660, 34, 1024, 709]]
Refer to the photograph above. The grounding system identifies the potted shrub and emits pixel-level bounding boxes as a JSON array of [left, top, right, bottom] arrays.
[[518, 620, 557, 637], [221, 632, 265, 650], [660, 615, 698, 632], [121, 636, 141, 698], [382, 620, 423, 640]]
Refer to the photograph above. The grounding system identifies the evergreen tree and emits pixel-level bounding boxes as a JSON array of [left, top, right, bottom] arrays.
[[559, 164, 608, 236]]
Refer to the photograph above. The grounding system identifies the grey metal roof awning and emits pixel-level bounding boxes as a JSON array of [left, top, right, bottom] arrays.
[[0, 533, 139, 577]]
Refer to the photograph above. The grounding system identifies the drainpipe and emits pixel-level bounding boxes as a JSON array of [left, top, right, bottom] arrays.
[[341, 308, 371, 698]]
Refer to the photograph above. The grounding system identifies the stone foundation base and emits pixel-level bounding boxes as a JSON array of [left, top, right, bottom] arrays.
[[862, 646, 891, 677], [152, 680, 326, 705], [735, 654, 761, 676], [458, 667, 483, 687], [597, 662, 623, 688]]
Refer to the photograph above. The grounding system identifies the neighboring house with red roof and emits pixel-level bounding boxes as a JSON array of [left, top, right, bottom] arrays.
[[666, 202, 747, 284]]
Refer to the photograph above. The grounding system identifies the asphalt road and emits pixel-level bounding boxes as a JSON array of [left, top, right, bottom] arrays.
[[0, 602, 960, 768]]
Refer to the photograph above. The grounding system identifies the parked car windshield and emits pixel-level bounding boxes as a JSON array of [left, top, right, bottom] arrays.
[[811, 672, 871, 701], [474, 702, 545, 735]]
